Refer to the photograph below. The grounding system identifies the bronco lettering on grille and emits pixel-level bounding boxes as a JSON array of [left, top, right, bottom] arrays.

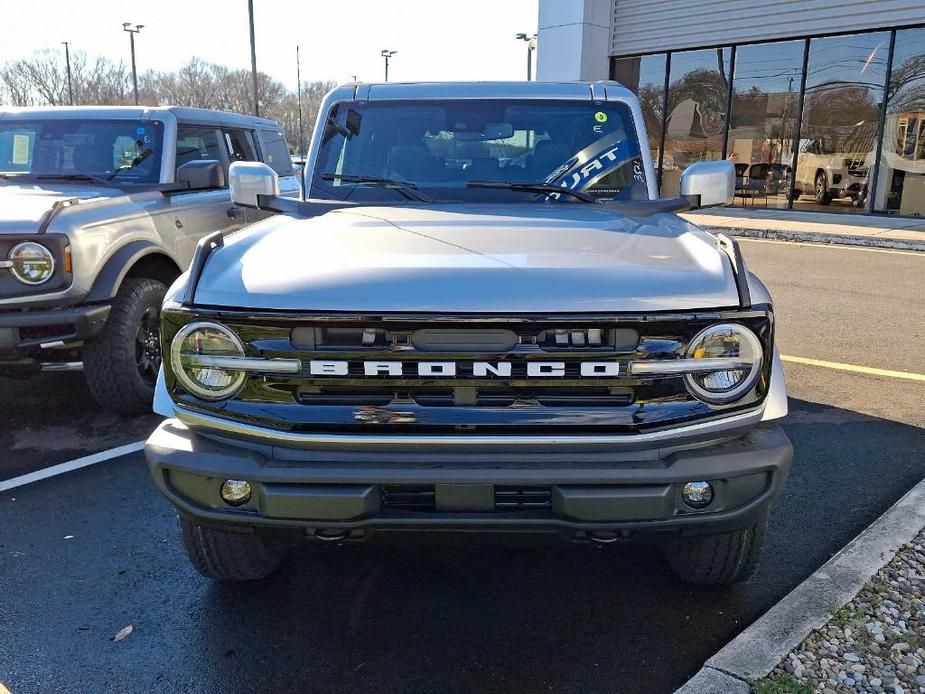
[[308, 360, 622, 377]]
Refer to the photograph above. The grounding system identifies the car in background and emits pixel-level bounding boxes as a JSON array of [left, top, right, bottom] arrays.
[[0, 106, 298, 412], [794, 136, 871, 205]]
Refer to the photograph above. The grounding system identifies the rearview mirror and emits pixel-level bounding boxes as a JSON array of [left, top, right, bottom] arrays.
[[229, 161, 279, 208], [679, 161, 735, 208], [176, 160, 225, 191]]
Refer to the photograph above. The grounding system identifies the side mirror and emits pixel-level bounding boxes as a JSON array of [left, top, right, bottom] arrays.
[[176, 160, 225, 190], [680, 161, 735, 208], [229, 161, 279, 208]]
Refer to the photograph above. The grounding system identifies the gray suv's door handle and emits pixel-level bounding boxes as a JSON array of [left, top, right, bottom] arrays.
[[227, 205, 242, 219]]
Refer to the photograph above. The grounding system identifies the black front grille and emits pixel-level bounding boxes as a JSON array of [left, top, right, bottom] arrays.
[[162, 308, 773, 434]]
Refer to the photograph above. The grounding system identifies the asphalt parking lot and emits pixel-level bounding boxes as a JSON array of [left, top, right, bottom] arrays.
[[1, 238, 923, 694]]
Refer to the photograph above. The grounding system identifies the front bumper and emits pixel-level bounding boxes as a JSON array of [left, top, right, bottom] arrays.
[[145, 418, 793, 537], [0, 303, 110, 361]]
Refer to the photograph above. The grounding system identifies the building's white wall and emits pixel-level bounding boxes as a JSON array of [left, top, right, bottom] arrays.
[[536, 0, 612, 80], [611, 0, 925, 56]]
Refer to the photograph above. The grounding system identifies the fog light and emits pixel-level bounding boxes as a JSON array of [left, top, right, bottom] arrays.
[[220, 479, 252, 506], [681, 481, 714, 509]]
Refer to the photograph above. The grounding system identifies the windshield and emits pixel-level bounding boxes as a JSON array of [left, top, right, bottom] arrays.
[[0, 119, 164, 184], [310, 99, 647, 203]]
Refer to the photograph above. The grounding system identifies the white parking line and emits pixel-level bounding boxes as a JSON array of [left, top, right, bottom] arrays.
[[0, 441, 145, 493], [782, 355, 925, 382]]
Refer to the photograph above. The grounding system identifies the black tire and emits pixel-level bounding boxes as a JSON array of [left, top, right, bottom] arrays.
[[661, 511, 768, 586], [83, 277, 166, 414], [814, 172, 832, 204], [179, 517, 288, 581]]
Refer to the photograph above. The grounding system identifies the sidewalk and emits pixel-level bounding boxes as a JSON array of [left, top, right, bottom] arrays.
[[677, 476, 925, 694], [681, 207, 925, 251]]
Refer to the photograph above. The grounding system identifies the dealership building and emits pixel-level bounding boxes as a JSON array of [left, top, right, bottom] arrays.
[[537, 0, 925, 218]]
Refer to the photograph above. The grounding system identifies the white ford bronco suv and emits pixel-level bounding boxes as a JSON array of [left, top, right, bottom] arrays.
[[145, 82, 792, 585], [0, 106, 296, 412]]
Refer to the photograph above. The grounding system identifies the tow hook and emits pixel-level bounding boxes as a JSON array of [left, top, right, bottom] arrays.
[[588, 530, 623, 544], [312, 529, 366, 542]]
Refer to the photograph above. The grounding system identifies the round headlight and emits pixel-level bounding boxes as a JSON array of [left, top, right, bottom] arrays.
[[684, 323, 764, 404], [8, 242, 55, 285], [170, 321, 247, 400]]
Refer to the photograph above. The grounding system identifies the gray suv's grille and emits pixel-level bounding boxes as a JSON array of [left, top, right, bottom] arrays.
[[162, 310, 772, 435]]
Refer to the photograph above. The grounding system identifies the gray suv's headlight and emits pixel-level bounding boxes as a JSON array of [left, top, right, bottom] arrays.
[[170, 321, 247, 400], [683, 323, 764, 404], [8, 241, 55, 285]]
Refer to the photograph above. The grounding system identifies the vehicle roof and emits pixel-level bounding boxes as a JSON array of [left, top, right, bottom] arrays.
[[0, 105, 281, 128], [339, 80, 635, 102]]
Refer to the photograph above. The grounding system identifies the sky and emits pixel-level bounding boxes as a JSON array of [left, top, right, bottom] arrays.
[[1, 0, 540, 86]]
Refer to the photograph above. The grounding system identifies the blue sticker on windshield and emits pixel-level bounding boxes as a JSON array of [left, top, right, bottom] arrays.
[[553, 136, 641, 191], [136, 127, 145, 135]]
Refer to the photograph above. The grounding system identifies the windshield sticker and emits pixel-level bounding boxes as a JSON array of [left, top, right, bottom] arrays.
[[594, 111, 608, 123], [11, 134, 31, 165], [547, 130, 641, 191]]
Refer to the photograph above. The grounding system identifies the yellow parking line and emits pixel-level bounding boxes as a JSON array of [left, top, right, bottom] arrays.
[[782, 355, 925, 382]]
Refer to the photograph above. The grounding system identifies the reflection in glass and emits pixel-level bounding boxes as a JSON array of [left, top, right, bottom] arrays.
[[612, 54, 667, 179], [662, 48, 732, 196], [876, 28, 925, 216], [728, 41, 805, 209], [796, 33, 888, 214]]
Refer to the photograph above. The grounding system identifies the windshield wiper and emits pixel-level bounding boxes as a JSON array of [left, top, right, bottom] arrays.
[[466, 180, 597, 203], [320, 172, 430, 201], [34, 173, 115, 186]]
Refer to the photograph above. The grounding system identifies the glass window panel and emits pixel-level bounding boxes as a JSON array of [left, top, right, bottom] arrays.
[[876, 28, 925, 216], [728, 40, 805, 209], [612, 54, 667, 177], [795, 32, 888, 214], [662, 48, 732, 196]]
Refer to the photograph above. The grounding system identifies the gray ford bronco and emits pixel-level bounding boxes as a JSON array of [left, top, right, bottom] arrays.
[[145, 82, 793, 585], [0, 106, 296, 412]]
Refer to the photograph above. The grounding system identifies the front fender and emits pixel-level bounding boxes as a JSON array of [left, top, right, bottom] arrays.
[[86, 240, 172, 302]]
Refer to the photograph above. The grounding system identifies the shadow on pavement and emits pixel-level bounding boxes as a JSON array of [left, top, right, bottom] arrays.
[[0, 399, 922, 694], [0, 372, 160, 479], [168, 399, 925, 693]]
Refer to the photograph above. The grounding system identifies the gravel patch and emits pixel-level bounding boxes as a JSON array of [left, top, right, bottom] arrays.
[[755, 529, 925, 693]]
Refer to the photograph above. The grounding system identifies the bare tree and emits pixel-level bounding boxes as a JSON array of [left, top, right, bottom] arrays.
[[1, 50, 338, 152]]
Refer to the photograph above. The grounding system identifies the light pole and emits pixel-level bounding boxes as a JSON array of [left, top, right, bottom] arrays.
[[247, 0, 259, 116], [515, 33, 536, 81], [122, 23, 143, 105], [61, 41, 73, 105], [381, 50, 396, 82], [296, 45, 304, 157]]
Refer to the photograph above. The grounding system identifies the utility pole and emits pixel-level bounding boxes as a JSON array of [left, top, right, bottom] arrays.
[[122, 23, 143, 105], [296, 45, 304, 157], [381, 49, 396, 82], [61, 42, 73, 105], [248, 0, 259, 116], [516, 33, 536, 81]]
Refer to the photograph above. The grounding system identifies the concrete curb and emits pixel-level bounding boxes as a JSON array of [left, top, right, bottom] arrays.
[[675, 475, 925, 693], [700, 225, 925, 252]]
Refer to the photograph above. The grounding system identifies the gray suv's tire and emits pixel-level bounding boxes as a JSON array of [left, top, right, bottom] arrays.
[[661, 511, 768, 585], [180, 517, 287, 581], [83, 277, 166, 414]]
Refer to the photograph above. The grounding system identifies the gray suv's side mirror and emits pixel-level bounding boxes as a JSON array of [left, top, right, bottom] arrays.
[[680, 161, 735, 208], [176, 160, 225, 190], [229, 161, 279, 208]]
